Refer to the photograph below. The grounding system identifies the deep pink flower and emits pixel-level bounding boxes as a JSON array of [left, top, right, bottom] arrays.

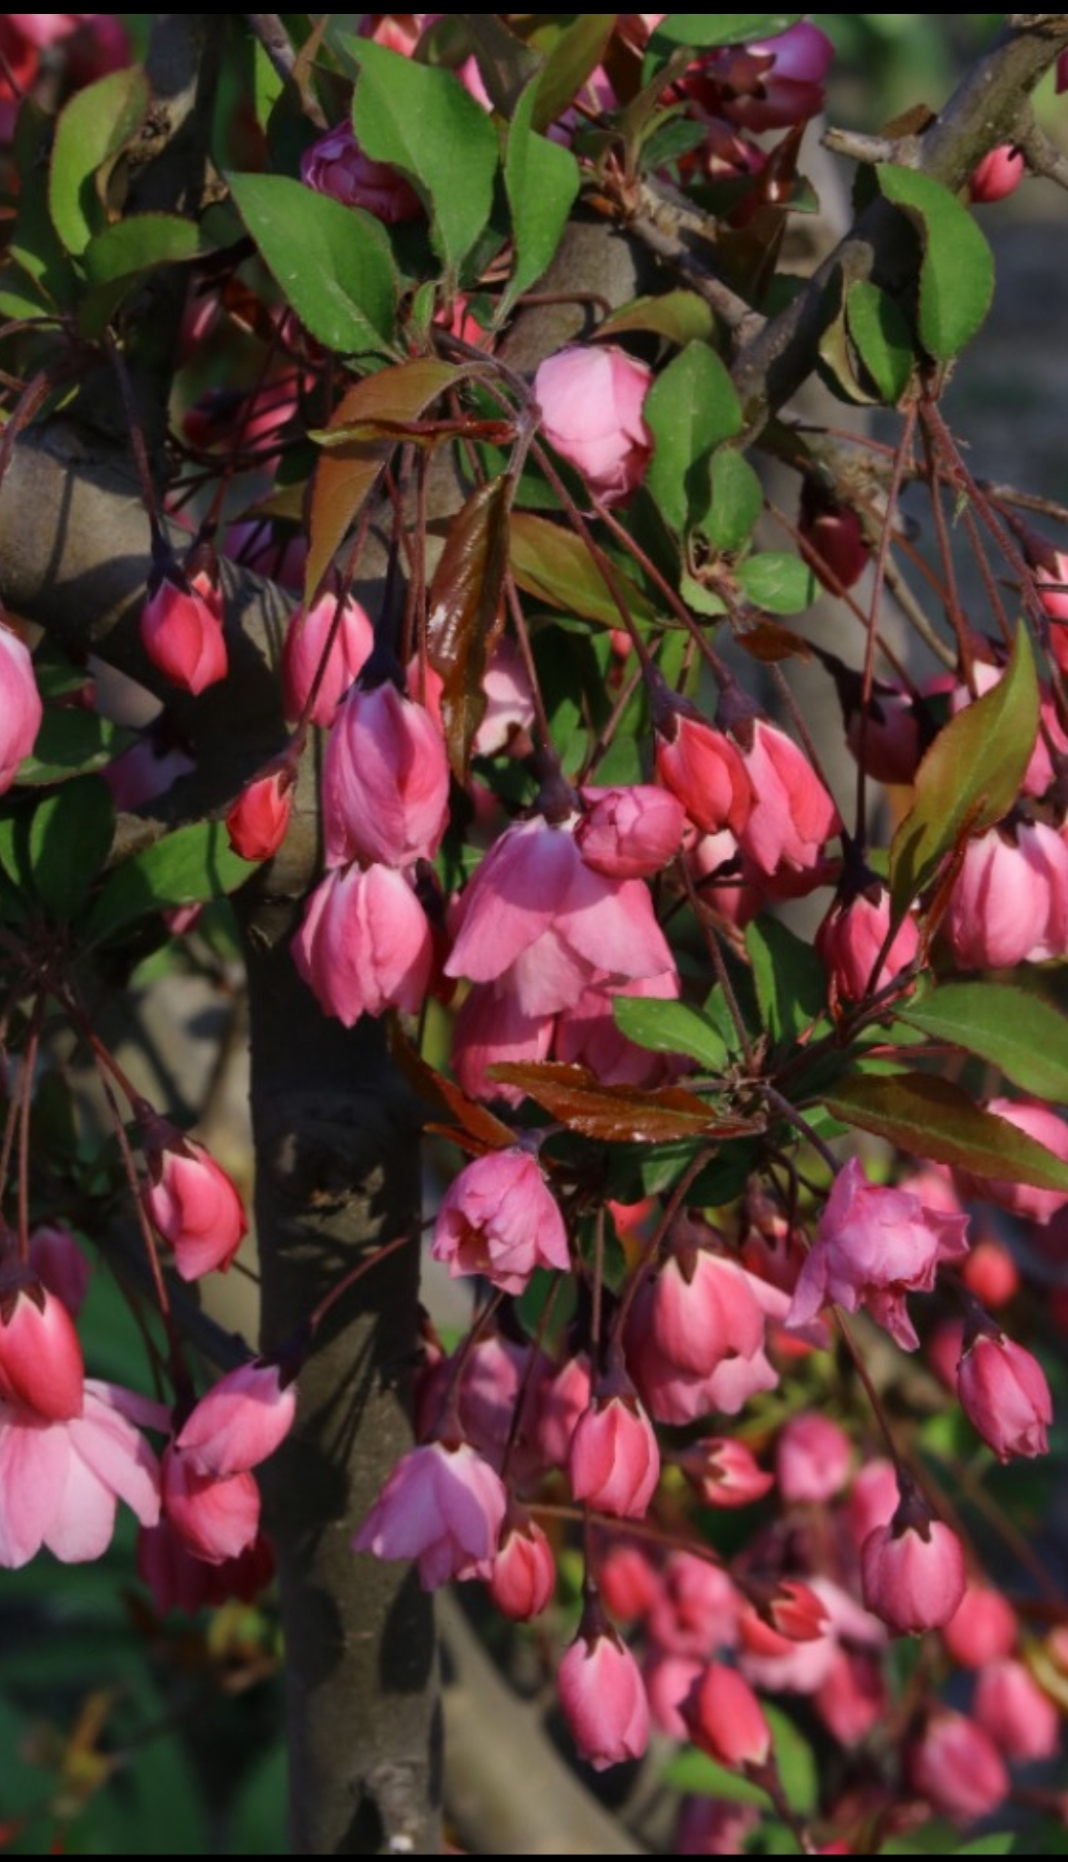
[[162, 1445, 260, 1563], [0, 1276, 84, 1420], [957, 1097, 1068, 1222], [861, 1518, 966, 1634], [144, 1138, 248, 1282], [942, 1583, 1017, 1668], [968, 145, 1025, 203], [450, 983, 554, 1105], [683, 1661, 771, 1769], [734, 719, 841, 877], [28, 1225, 90, 1317], [282, 591, 374, 727], [487, 1512, 555, 1620], [788, 1157, 970, 1350], [141, 570, 227, 695], [944, 823, 1068, 969], [0, 1379, 160, 1568], [323, 683, 449, 871], [816, 886, 919, 1002], [557, 1626, 649, 1770], [353, 1440, 507, 1590], [0, 622, 42, 791], [226, 769, 293, 862], [576, 784, 685, 879], [674, 1436, 774, 1509], [957, 1333, 1052, 1460], [300, 122, 420, 223], [137, 1517, 274, 1615], [713, 21, 833, 130], [534, 344, 652, 505], [569, 1388, 659, 1518], [293, 863, 433, 1026], [431, 1147, 569, 1295], [800, 500, 868, 591], [554, 970, 681, 1090], [775, 1412, 852, 1504], [175, 1361, 297, 1478], [625, 1241, 766, 1426], [843, 1459, 899, 1549], [974, 1658, 1060, 1760], [909, 1710, 1009, 1824], [655, 712, 753, 837]]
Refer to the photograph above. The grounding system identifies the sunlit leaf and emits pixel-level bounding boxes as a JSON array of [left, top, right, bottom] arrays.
[[427, 477, 511, 778], [819, 1072, 1068, 1190]]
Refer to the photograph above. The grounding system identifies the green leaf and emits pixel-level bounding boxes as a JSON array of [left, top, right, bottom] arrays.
[[612, 997, 730, 1073], [898, 982, 1068, 1103], [598, 289, 715, 347], [706, 447, 764, 552], [509, 512, 658, 629], [348, 38, 499, 273], [78, 212, 212, 337], [736, 551, 818, 613], [48, 66, 150, 256], [846, 279, 914, 404], [644, 342, 742, 535], [649, 15, 802, 54], [876, 163, 995, 361], [28, 777, 114, 920], [530, 15, 615, 132], [427, 476, 511, 779], [664, 1701, 815, 1813], [889, 627, 1038, 914], [819, 1072, 1068, 1191], [746, 915, 826, 1043], [84, 821, 253, 943], [500, 76, 580, 320], [229, 172, 397, 355]]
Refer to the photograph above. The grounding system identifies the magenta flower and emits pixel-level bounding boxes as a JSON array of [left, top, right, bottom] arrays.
[[788, 1157, 969, 1350], [353, 1440, 507, 1591], [431, 1147, 569, 1295]]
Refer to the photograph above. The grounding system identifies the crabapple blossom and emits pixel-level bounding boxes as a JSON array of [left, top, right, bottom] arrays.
[[161, 1446, 261, 1563], [775, 1412, 853, 1504], [175, 1360, 297, 1478], [141, 569, 227, 695], [487, 1513, 555, 1620], [816, 884, 919, 1002], [0, 1275, 84, 1420], [974, 1658, 1061, 1760], [969, 144, 1026, 203], [554, 970, 681, 1089], [0, 622, 42, 792], [353, 1440, 507, 1590], [323, 682, 449, 870], [944, 823, 1068, 969], [557, 1623, 649, 1770], [143, 1137, 248, 1281], [942, 1583, 1018, 1667], [534, 345, 652, 505], [909, 1710, 1009, 1824], [861, 1517, 966, 1634], [300, 121, 420, 223], [788, 1157, 970, 1350], [731, 718, 841, 878], [0, 1380, 160, 1568], [673, 1436, 775, 1509], [431, 1146, 569, 1295], [956, 1333, 1052, 1459], [712, 21, 834, 130], [293, 863, 433, 1025], [281, 590, 373, 726], [683, 1662, 772, 1770], [226, 768, 293, 862], [575, 784, 685, 879], [957, 1097, 1068, 1222], [137, 1518, 275, 1616], [654, 709, 753, 837], [569, 1386, 659, 1518]]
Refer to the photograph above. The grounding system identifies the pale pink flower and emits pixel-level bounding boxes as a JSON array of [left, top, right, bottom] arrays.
[[957, 1333, 1052, 1460], [0, 623, 41, 791], [944, 823, 1068, 969], [450, 984, 554, 1105], [554, 970, 681, 1089], [431, 1147, 569, 1295], [576, 784, 685, 879], [353, 1440, 507, 1590], [714, 21, 833, 130], [0, 1379, 160, 1568], [534, 344, 652, 505], [957, 1097, 1068, 1222], [816, 886, 919, 1002], [775, 1412, 852, 1504]]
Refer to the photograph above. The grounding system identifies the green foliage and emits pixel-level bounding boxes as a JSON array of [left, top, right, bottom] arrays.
[[48, 66, 149, 256], [876, 163, 996, 361], [644, 342, 743, 536], [819, 1071, 1068, 1189], [612, 996, 731, 1072], [84, 822, 253, 943], [229, 172, 398, 356], [900, 981, 1068, 1101], [500, 77, 581, 319]]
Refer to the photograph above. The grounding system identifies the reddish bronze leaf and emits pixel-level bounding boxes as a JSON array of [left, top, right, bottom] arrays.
[[427, 476, 511, 780], [736, 619, 812, 663], [389, 1022, 515, 1150], [490, 1062, 760, 1143]]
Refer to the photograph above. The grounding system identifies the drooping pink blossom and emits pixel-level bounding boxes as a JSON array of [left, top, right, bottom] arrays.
[[816, 885, 919, 1002], [534, 345, 652, 505], [0, 622, 42, 792], [683, 1662, 771, 1770], [733, 719, 841, 878], [141, 570, 227, 695], [0, 1276, 84, 1421], [282, 591, 374, 727], [860, 1517, 966, 1635], [956, 1097, 1068, 1223], [554, 970, 681, 1090], [137, 1517, 275, 1615], [293, 863, 433, 1026], [569, 1387, 659, 1518], [974, 1658, 1061, 1761], [775, 1412, 853, 1504], [557, 1624, 650, 1770], [144, 1137, 248, 1282], [323, 683, 449, 871], [431, 1146, 569, 1295], [487, 1512, 556, 1620], [0, 1379, 161, 1568], [450, 983, 554, 1105], [353, 1439, 507, 1590], [673, 1436, 775, 1509], [942, 1583, 1017, 1668], [956, 1333, 1052, 1460], [225, 768, 293, 862], [161, 1445, 261, 1563], [655, 711, 753, 838], [944, 823, 1068, 969], [968, 144, 1025, 204], [175, 1360, 297, 1479], [576, 784, 685, 879], [908, 1710, 1010, 1824]]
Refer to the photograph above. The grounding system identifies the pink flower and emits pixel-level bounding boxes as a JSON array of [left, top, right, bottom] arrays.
[[968, 144, 1025, 203], [137, 1518, 274, 1615], [655, 711, 753, 837], [300, 122, 420, 223], [141, 570, 227, 695], [554, 970, 681, 1090], [0, 1275, 84, 1420], [683, 1662, 772, 1769], [0, 1379, 160, 1568], [557, 1625, 649, 1770], [0, 622, 42, 791], [674, 1436, 774, 1509], [569, 1388, 659, 1518], [576, 784, 685, 879], [816, 886, 919, 1002], [942, 1583, 1017, 1668], [625, 1239, 766, 1426], [909, 1710, 1009, 1824], [175, 1361, 297, 1478], [534, 345, 653, 505], [293, 863, 433, 1025], [282, 591, 374, 727], [957, 1333, 1052, 1460], [323, 683, 449, 870], [957, 1097, 1068, 1222], [944, 824, 1068, 969], [733, 719, 841, 877], [225, 769, 293, 862], [487, 1513, 555, 1620], [431, 1147, 569, 1295], [714, 21, 833, 130], [353, 1440, 507, 1590], [162, 1446, 261, 1563], [974, 1658, 1060, 1761], [788, 1157, 969, 1350], [775, 1412, 852, 1504], [861, 1518, 966, 1634], [450, 984, 554, 1105], [143, 1137, 248, 1282]]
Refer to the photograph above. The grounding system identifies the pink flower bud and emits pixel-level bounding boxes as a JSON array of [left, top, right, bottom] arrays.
[[861, 1517, 966, 1635], [431, 1147, 570, 1295], [353, 1440, 507, 1590], [300, 121, 420, 223], [974, 1657, 1060, 1760], [733, 718, 841, 878], [816, 885, 919, 1003], [323, 683, 449, 870], [557, 1625, 649, 1770], [0, 622, 42, 792], [909, 1710, 1009, 1824], [655, 711, 753, 837], [942, 1583, 1017, 1668], [957, 1333, 1052, 1460], [281, 591, 374, 727], [569, 1387, 659, 1518], [141, 570, 227, 695], [576, 784, 685, 879], [716, 21, 834, 131], [945, 823, 1068, 970], [225, 769, 293, 862], [534, 345, 653, 506], [175, 1361, 297, 1478], [598, 1544, 659, 1621], [292, 863, 433, 1025], [0, 1275, 85, 1420], [143, 1138, 248, 1282], [532, 1352, 592, 1471], [487, 1513, 555, 1620], [957, 1097, 1068, 1223], [161, 1446, 260, 1563], [776, 1412, 853, 1503], [683, 1662, 772, 1770], [968, 145, 1025, 204], [674, 1436, 774, 1509]]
